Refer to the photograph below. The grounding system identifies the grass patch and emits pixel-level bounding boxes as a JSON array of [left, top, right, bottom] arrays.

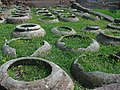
[[43, 17, 55, 20], [89, 14, 98, 18], [62, 36, 92, 49], [78, 52, 120, 73], [105, 30, 120, 36], [9, 38, 43, 57], [58, 27, 71, 32], [95, 9, 120, 18], [8, 64, 51, 81]]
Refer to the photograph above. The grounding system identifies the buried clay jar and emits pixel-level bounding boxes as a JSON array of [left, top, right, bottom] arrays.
[[71, 53, 120, 89], [0, 57, 74, 90], [13, 23, 46, 38]]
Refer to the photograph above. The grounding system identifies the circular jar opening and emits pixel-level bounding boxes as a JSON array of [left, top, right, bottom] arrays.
[[21, 24, 36, 28], [58, 26, 72, 32], [62, 35, 92, 49], [8, 58, 52, 81], [37, 11, 49, 14], [86, 25, 99, 30], [42, 17, 55, 20], [44, 14, 53, 17], [14, 24, 40, 32], [12, 15, 26, 17], [105, 30, 120, 37], [68, 15, 76, 18], [77, 52, 120, 74]]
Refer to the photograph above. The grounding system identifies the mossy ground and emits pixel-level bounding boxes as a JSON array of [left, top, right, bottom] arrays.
[[0, 7, 120, 89]]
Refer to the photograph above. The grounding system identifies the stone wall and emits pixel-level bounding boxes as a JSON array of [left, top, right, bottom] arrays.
[[14, 0, 70, 7], [76, 0, 120, 9]]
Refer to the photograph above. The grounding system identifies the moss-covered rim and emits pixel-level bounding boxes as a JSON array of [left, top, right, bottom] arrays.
[[7, 38, 44, 57], [8, 58, 52, 81], [61, 34, 92, 49], [104, 30, 120, 37], [76, 53, 120, 73], [57, 26, 72, 32]]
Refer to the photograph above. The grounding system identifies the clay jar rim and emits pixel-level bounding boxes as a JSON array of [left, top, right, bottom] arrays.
[[0, 57, 74, 90], [72, 54, 120, 89], [0, 57, 58, 83], [56, 34, 100, 52], [10, 14, 28, 17], [84, 25, 100, 31], [62, 14, 77, 18], [57, 26, 73, 31], [51, 26, 76, 36], [7, 57, 52, 81], [103, 30, 120, 38], [14, 13, 29, 16], [15, 23, 41, 32], [3, 39, 51, 57], [55, 9, 64, 12], [107, 23, 120, 30], [36, 10, 49, 14], [35, 8, 47, 11]]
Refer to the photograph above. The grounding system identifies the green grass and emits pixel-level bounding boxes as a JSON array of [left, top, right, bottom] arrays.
[[89, 14, 98, 18], [62, 36, 92, 49], [95, 9, 120, 18], [113, 23, 120, 26], [0, 7, 120, 89], [58, 26, 71, 32], [105, 30, 120, 36], [8, 63, 51, 81], [41, 16, 56, 20], [9, 38, 43, 57], [77, 51, 120, 73]]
